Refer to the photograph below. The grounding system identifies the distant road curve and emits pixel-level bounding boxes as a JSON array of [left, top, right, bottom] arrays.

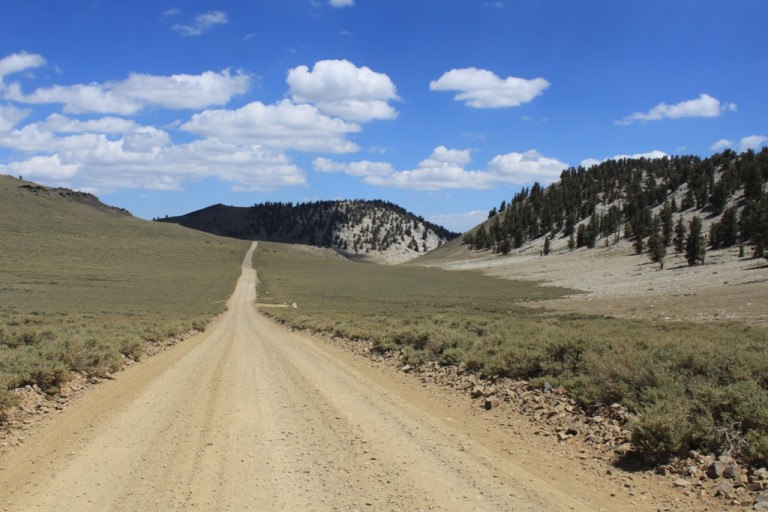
[[1, 242, 647, 511]]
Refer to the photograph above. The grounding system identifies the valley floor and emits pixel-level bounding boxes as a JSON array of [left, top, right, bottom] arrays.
[[437, 242, 768, 326], [0, 243, 725, 511]]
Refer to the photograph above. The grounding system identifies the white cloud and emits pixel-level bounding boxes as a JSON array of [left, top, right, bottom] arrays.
[[4, 69, 250, 115], [711, 139, 733, 152], [287, 60, 399, 122], [0, 120, 307, 193], [172, 11, 228, 36], [329, 0, 355, 6], [181, 99, 360, 153], [429, 67, 550, 108], [0, 52, 46, 82], [487, 150, 567, 185], [580, 150, 667, 169], [42, 113, 138, 134], [0, 104, 30, 132], [364, 146, 568, 190], [3, 154, 78, 180], [313, 157, 394, 177], [738, 135, 767, 152], [618, 93, 737, 125]]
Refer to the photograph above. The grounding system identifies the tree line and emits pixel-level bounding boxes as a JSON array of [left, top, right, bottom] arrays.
[[464, 148, 768, 265]]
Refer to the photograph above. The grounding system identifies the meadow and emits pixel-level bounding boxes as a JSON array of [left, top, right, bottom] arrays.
[[254, 242, 768, 464], [0, 177, 248, 408]]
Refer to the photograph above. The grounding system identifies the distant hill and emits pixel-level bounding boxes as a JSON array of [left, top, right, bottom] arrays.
[[447, 148, 768, 262], [157, 199, 460, 264]]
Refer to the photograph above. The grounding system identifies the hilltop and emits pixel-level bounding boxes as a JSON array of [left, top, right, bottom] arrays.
[[2, 177, 132, 217], [157, 199, 460, 264], [454, 148, 768, 260]]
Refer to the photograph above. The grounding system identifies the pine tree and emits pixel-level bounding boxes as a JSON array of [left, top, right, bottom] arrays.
[[685, 216, 706, 265], [673, 216, 687, 253], [647, 232, 666, 269], [543, 236, 551, 256]]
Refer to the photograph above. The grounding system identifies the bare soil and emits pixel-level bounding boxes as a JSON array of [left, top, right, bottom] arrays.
[[438, 241, 768, 326], [0, 242, 728, 511]]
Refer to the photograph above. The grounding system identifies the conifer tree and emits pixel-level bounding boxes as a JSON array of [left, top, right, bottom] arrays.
[[673, 216, 687, 253], [685, 216, 706, 265], [647, 232, 666, 269]]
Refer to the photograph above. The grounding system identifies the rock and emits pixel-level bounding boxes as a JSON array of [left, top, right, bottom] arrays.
[[723, 464, 739, 479], [609, 443, 632, 455], [757, 494, 768, 504], [400, 364, 413, 373], [718, 454, 735, 464], [566, 423, 581, 436], [470, 386, 484, 398], [715, 483, 734, 499], [755, 468, 768, 481], [484, 397, 500, 410], [542, 381, 553, 393], [673, 478, 691, 488], [708, 461, 726, 479]]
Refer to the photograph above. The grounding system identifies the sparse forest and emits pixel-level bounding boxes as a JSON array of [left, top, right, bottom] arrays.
[[464, 148, 768, 263]]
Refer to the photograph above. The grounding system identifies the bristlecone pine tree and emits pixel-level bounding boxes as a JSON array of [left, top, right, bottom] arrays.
[[685, 216, 706, 265], [647, 232, 666, 269]]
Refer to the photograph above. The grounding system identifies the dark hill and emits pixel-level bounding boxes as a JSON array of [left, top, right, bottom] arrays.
[[158, 199, 460, 264]]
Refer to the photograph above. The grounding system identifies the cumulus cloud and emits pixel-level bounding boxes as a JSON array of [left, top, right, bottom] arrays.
[[0, 118, 307, 192], [618, 93, 737, 125], [181, 99, 360, 153], [711, 135, 768, 153], [580, 150, 667, 169], [4, 69, 250, 115], [363, 146, 567, 190], [329, 0, 355, 6], [172, 11, 228, 36], [287, 60, 399, 122], [738, 135, 767, 152], [711, 139, 733, 152], [42, 113, 138, 134], [429, 67, 550, 108], [312, 157, 394, 177], [0, 51, 46, 83], [0, 104, 30, 132], [487, 150, 567, 185]]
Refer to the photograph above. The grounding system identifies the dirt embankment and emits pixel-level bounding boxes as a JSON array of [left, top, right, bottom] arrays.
[[0, 242, 731, 511]]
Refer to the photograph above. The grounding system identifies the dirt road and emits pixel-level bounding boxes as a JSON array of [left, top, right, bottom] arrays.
[[1, 243, 695, 511]]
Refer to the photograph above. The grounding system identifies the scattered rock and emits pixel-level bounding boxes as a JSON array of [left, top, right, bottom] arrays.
[[724, 464, 740, 479], [708, 461, 726, 479], [715, 482, 734, 499], [673, 478, 691, 488]]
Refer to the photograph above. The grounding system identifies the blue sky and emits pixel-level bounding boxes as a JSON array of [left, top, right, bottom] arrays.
[[1, 0, 765, 232]]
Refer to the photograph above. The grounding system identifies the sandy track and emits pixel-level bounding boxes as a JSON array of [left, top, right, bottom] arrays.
[[2, 243, 689, 511]]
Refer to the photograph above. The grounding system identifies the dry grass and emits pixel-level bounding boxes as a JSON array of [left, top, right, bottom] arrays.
[[0, 176, 248, 407]]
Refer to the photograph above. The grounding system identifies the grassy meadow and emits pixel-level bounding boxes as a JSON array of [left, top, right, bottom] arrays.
[[254, 242, 768, 464], [0, 176, 248, 408]]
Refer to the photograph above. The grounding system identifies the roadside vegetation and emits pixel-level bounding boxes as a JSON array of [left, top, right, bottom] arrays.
[[254, 242, 768, 465], [0, 176, 247, 412]]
